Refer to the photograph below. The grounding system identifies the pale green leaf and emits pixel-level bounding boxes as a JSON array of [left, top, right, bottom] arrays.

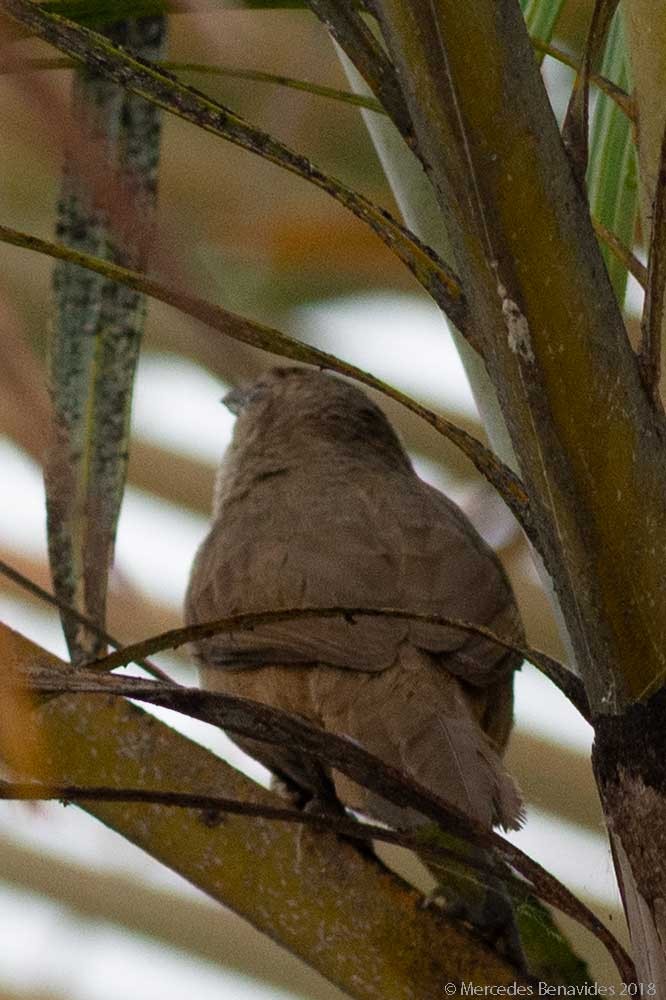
[[587, 11, 638, 306], [521, 0, 567, 63]]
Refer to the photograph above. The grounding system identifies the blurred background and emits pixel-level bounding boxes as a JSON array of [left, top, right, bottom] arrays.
[[0, 1, 641, 996]]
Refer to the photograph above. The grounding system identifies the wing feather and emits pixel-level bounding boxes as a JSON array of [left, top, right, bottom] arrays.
[[186, 465, 520, 684]]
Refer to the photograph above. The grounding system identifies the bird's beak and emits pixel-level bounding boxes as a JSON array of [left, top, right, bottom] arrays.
[[222, 386, 246, 415]]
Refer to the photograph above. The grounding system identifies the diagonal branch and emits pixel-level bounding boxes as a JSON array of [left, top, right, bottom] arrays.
[[0, 779, 518, 890], [305, 0, 414, 143], [0, 0, 465, 332], [0, 55, 387, 112], [561, 0, 620, 184], [0, 778, 611, 931], [531, 38, 634, 121], [372, 0, 666, 709], [12, 667, 631, 980], [0, 222, 534, 535], [592, 216, 647, 288], [1, 623, 527, 994], [80, 605, 588, 719], [0, 557, 174, 683]]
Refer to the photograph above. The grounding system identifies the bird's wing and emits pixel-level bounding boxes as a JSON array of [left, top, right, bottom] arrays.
[[376, 480, 524, 686], [185, 469, 520, 680], [185, 472, 407, 669]]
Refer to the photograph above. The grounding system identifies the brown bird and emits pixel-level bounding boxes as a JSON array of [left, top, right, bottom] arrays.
[[185, 367, 523, 833]]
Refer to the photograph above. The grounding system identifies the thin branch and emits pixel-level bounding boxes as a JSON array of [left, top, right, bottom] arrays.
[[304, 0, 413, 143], [0, 779, 503, 874], [0, 779, 590, 914], [0, 55, 386, 113], [0, 1, 465, 331], [10, 639, 533, 991], [531, 38, 634, 122], [6, 663, 517, 838], [11, 673, 631, 980], [162, 61, 384, 113], [561, 0, 620, 183], [0, 222, 535, 536], [638, 119, 666, 409], [592, 217, 647, 288], [77, 605, 587, 717], [0, 557, 175, 684]]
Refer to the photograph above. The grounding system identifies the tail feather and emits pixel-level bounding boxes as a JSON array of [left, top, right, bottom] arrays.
[[319, 645, 523, 831]]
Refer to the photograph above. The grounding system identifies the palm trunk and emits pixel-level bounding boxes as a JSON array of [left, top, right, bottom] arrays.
[[593, 690, 666, 988]]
